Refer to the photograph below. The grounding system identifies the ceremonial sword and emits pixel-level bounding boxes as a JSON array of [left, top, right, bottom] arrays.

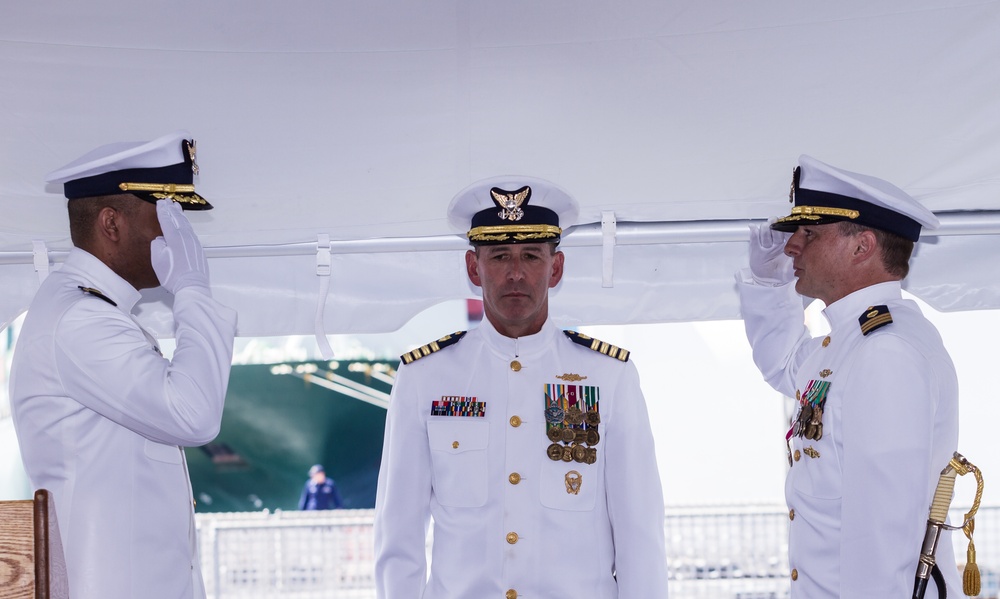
[[912, 452, 983, 599]]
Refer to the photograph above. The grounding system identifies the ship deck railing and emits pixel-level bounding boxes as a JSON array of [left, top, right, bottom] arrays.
[[195, 504, 1000, 599]]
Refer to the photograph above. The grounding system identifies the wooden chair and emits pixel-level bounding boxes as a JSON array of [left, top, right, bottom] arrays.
[[0, 489, 69, 599]]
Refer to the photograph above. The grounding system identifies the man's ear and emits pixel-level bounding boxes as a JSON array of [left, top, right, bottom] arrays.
[[549, 250, 565, 288], [96, 206, 122, 243], [851, 229, 878, 265], [465, 249, 482, 287]]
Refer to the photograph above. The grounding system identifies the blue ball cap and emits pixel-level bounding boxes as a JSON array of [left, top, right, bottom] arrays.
[[45, 130, 211, 210], [772, 154, 938, 241], [447, 176, 579, 246], [308, 464, 324, 476]]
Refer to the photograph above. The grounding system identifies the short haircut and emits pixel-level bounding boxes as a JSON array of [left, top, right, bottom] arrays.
[[838, 221, 913, 279], [68, 194, 141, 248]]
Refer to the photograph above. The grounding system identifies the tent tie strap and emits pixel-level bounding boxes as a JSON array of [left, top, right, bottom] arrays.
[[32, 240, 50, 283], [315, 233, 334, 359], [601, 211, 616, 288]]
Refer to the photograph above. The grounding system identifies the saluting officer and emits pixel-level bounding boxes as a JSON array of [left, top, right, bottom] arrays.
[[374, 176, 669, 598], [737, 155, 960, 597], [10, 131, 237, 599]]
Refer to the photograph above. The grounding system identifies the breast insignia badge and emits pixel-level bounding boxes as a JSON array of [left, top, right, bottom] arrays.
[[565, 470, 582, 495]]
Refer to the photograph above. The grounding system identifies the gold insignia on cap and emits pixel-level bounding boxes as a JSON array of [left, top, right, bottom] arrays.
[[119, 182, 196, 193], [789, 166, 800, 204], [185, 139, 199, 175], [490, 185, 530, 222]]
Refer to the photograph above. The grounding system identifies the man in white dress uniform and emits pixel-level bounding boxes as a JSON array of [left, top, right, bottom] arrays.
[[374, 176, 669, 598], [10, 131, 237, 599], [737, 155, 960, 597]]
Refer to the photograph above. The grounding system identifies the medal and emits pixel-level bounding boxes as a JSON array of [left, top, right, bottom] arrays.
[[794, 378, 831, 440], [546, 444, 564, 461], [544, 383, 602, 465]]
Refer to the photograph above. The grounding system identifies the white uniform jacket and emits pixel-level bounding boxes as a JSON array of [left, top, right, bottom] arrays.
[[10, 248, 237, 599], [738, 276, 960, 598], [374, 318, 669, 599]]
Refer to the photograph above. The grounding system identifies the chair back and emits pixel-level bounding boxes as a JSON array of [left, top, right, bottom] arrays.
[[0, 489, 69, 599]]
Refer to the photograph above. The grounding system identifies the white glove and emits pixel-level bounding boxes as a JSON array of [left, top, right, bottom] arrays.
[[151, 199, 210, 295], [748, 218, 793, 286]]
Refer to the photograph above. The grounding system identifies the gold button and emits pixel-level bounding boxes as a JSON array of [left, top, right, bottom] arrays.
[[510, 360, 522, 372], [822, 336, 831, 347], [506, 590, 518, 599], [793, 449, 801, 462], [791, 568, 798, 581], [789, 509, 795, 520], [509, 415, 522, 427], [509, 472, 521, 485], [506, 532, 519, 544], [452, 441, 459, 449]]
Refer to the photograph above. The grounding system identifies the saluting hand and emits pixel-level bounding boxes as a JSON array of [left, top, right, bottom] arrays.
[[748, 218, 793, 286], [151, 199, 211, 295]]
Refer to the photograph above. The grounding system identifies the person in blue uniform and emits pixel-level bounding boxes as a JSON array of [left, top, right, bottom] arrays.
[[298, 464, 344, 510], [736, 155, 960, 597], [9, 131, 237, 599], [374, 176, 669, 599]]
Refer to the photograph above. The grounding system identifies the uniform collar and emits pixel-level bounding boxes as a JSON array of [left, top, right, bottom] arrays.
[[479, 316, 559, 358], [63, 247, 143, 312], [821, 280, 902, 331]]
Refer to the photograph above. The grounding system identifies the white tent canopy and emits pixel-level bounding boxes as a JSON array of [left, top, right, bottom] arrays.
[[3, 1, 1000, 339]]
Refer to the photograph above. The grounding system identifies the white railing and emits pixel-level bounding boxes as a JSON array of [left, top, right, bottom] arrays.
[[196, 505, 1000, 599]]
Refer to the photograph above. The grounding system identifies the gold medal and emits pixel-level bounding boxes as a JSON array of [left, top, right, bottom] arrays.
[[560, 428, 576, 443], [586, 429, 600, 446], [546, 443, 564, 461], [572, 444, 587, 462], [561, 446, 574, 462], [585, 411, 601, 426], [574, 429, 588, 444], [585, 448, 598, 464], [565, 405, 585, 425], [547, 427, 563, 442]]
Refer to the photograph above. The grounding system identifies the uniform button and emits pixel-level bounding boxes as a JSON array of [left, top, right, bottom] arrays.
[[789, 509, 795, 521], [791, 568, 798, 581], [452, 441, 459, 449], [793, 449, 801, 462], [510, 360, 522, 372], [506, 590, 518, 599], [508, 473, 522, 485], [506, 532, 519, 544], [509, 415, 522, 427]]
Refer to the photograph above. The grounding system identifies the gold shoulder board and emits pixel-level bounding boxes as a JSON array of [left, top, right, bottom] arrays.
[[859, 305, 893, 336], [563, 330, 629, 362], [77, 285, 117, 307], [400, 331, 467, 365]]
